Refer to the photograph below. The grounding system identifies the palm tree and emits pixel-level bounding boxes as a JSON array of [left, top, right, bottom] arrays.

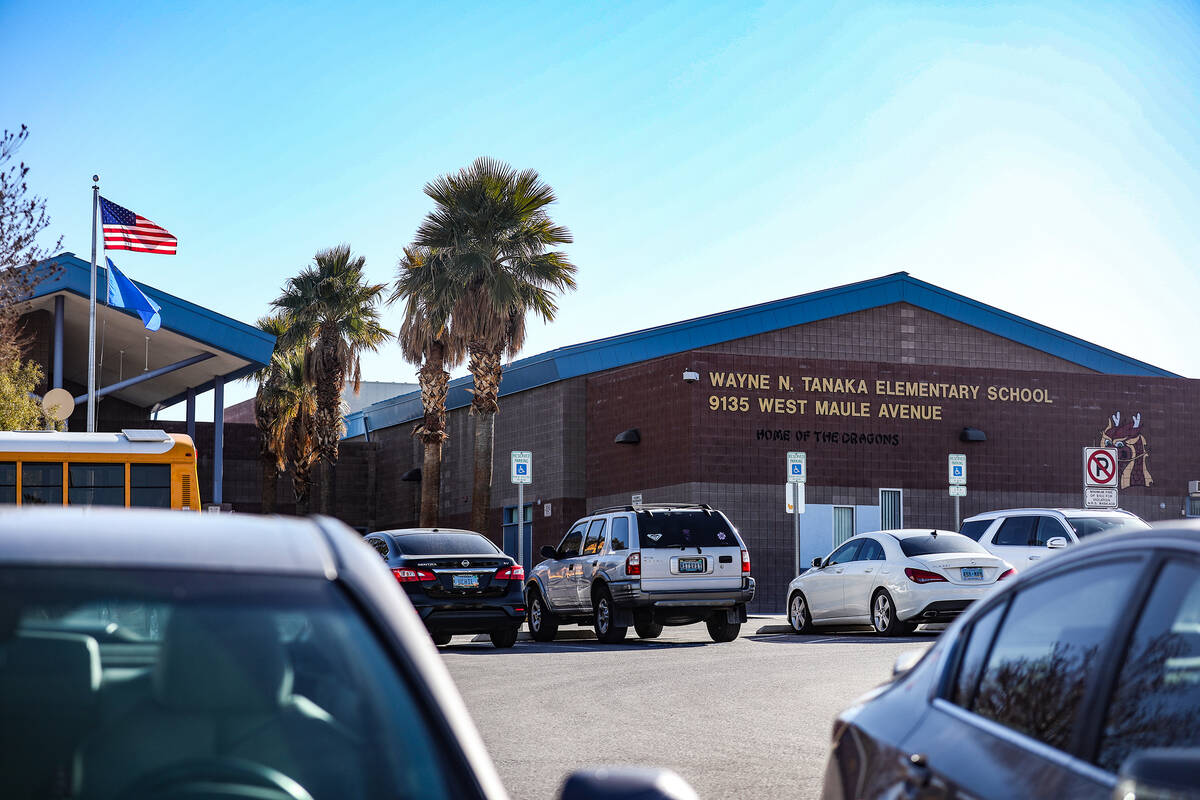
[[393, 246, 465, 526], [272, 244, 391, 515], [415, 158, 576, 534]]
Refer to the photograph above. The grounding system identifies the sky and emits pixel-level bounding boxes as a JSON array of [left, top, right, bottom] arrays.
[[3, 0, 1199, 420]]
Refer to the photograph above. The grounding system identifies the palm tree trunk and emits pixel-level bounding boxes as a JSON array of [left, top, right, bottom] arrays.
[[420, 438, 442, 527], [260, 453, 277, 514], [319, 461, 334, 517], [468, 342, 502, 534], [416, 342, 449, 526]]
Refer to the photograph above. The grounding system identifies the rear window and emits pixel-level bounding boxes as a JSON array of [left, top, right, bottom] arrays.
[[635, 510, 740, 549], [391, 533, 501, 556], [958, 520, 992, 541], [899, 533, 987, 557], [1067, 516, 1150, 538]]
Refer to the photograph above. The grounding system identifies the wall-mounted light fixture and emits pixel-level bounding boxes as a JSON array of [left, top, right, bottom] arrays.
[[960, 427, 987, 442], [400, 467, 422, 482], [614, 428, 641, 445], [683, 370, 700, 384]]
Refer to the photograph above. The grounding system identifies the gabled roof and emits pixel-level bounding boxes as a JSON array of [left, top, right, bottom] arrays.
[[344, 271, 1178, 438]]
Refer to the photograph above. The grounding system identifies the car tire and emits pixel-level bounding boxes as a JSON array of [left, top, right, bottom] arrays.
[[593, 587, 628, 644], [490, 626, 520, 649], [706, 616, 741, 642], [871, 590, 915, 636], [430, 632, 452, 646], [787, 591, 813, 634], [633, 611, 663, 639], [527, 588, 559, 642]]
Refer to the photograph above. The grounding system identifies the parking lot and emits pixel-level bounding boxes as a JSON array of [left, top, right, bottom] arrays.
[[443, 619, 939, 800]]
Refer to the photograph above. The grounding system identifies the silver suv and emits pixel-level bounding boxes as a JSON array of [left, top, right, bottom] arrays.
[[959, 507, 1149, 573], [524, 504, 755, 643]]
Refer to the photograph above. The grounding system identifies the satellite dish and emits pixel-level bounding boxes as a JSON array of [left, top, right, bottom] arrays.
[[42, 388, 75, 422]]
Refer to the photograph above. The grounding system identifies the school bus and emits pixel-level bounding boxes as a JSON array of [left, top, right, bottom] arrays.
[[0, 429, 201, 511]]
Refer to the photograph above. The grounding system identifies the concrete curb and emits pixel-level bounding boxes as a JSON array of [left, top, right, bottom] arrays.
[[467, 615, 793, 643]]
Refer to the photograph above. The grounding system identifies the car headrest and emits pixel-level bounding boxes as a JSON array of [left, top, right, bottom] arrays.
[[0, 631, 101, 713], [154, 608, 292, 713]]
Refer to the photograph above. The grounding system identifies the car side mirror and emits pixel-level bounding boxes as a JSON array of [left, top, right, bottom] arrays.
[[811, 557, 824, 569], [892, 648, 925, 679], [540, 545, 559, 561], [1113, 748, 1200, 800], [559, 767, 699, 800], [1046, 536, 1068, 549]]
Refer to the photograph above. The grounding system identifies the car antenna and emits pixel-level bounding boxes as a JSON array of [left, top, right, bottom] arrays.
[[930, 530, 937, 537]]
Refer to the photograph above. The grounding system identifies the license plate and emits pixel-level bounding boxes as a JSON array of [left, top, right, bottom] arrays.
[[961, 567, 984, 581], [452, 574, 479, 589], [677, 558, 706, 574]]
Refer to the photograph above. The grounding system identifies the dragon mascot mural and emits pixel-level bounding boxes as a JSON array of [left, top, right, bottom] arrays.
[[1100, 411, 1153, 489]]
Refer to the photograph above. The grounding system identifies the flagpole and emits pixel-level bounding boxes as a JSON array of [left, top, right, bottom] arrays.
[[87, 176, 99, 432]]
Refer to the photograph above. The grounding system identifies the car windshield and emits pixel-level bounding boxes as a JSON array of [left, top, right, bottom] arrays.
[[899, 533, 988, 557], [0, 568, 459, 800], [393, 532, 501, 555], [634, 510, 741, 548], [1067, 516, 1150, 538]]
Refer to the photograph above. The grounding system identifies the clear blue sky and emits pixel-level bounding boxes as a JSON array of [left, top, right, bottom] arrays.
[[3, 1, 1199, 418]]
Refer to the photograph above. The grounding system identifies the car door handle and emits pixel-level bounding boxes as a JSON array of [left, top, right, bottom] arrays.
[[865, 568, 874, 573], [1029, 556, 1041, 561]]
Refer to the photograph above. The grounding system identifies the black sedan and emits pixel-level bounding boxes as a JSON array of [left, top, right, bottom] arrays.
[[364, 528, 525, 648], [823, 520, 1200, 800]]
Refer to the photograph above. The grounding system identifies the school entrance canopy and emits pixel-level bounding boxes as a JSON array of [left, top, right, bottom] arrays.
[[20, 253, 276, 504]]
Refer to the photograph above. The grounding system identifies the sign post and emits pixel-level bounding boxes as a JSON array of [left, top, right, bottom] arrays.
[[511, 451, 532, 570], [787, 452, 806, 577], [1083, 447, 1118, 508], [948, 454, 966, 530]]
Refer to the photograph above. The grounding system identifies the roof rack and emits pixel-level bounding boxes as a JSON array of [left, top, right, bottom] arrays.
[[589, 503, 714, 515]]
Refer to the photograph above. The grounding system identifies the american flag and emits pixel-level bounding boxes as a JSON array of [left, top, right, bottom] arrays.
[[100, 196, 178, 254]]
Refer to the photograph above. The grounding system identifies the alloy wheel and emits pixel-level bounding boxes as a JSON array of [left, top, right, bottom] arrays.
[[873, 594, 892, 632], [596, 597, 610, 634], [789, 594, 807, 632]]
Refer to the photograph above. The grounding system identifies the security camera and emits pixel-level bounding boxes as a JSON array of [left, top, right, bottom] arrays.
[[682, 370, 700, 384]]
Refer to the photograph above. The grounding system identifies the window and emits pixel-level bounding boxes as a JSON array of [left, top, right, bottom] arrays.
[[970, 561, 1136, 752], [899, 534, 987, 557], [69, 463, 125, 506], [503, 505, 533, 524], [825, 540, 862, 566], [951, 602, 1007, 708], [1067, 516, 1150, 538], [994, 516, 1038, 546], [130, 464, 171, 508], [391, 533, 500, 556], [832, 506, 855, 548], [1189, 497, 1200, 518], [367, 537, 390, 560], [610, 517, 629, 551], [1097, 561, 1200, 772], [558, 525, 587, 558], [582, 519, 607, 555], [0, 462, 14, 504], [958, 519, 992, 541], [858, 539, 885, 561], [1033, 517, 1070, 546], [21, 462, 62, 505], [880, 489, 903, 529], [633, 510, 738, 549]]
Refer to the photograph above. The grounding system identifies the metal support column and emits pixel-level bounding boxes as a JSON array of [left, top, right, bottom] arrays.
[[213, 375, 224, 506], [186, 387, 196, 443], [52, 295, 64, 389]]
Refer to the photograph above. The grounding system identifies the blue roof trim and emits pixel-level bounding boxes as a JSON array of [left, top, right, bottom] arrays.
[[343, 272, 1178, 439], [35, 253, 275, 368]]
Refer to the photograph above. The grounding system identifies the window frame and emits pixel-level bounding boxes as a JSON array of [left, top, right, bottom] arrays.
[[582, 519, 607, 556], [993, 515, 1039, 547], [832, 505, 856, 549], [879, 488, 903, 529]]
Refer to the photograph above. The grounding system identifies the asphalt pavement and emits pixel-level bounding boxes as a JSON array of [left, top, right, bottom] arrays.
[[441, 616, 939, 800]]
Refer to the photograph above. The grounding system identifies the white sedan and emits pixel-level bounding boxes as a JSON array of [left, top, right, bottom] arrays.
[[786, 529, 1014, 635]]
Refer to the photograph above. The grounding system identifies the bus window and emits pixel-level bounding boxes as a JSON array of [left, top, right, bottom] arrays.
[[131, 463, 171, 508], [69, 463, 126, 506], [22, 462, 63, 505], [0, 462, 14, 504]]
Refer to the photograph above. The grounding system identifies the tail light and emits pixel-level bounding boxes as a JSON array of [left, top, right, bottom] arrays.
[[997, 568, 1016, 580], [392, 567, 437, 583], [741, 549, 751, 574], [494, 564, 525, 582], [625, 551, 641, 576], [904, 567, 947, 584]]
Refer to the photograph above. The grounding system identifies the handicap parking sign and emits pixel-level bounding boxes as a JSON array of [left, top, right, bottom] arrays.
[[791, 464, 802, 475], [953, 466, 963, 477], [516, 464, 527, 475]]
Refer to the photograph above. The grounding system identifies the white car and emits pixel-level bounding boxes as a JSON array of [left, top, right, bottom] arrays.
[[958, 507, 1150, 573], [785, 530, 1014, 636]]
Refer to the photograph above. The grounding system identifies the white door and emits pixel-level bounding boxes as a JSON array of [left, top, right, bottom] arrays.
[[805, 540, 861, 621], [576, 518, 608, 607], [840, 537, 883, 622]]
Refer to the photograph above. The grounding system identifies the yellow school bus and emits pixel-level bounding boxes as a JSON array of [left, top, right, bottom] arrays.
[[0, 429, 201, 511]]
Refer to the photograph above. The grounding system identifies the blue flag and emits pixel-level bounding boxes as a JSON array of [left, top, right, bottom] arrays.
[[106, 258, 162, 331]]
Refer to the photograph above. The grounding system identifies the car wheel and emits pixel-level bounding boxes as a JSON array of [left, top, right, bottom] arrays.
[[593, 587, 628, 644], [490, 626, 520, 649], [706, 615, 741, 642], [788, 591, 813, 634], [527, 589, 559, 642], [633, 611, 663, 639], [871, 590, 915, 636], [430, 632, 452, 646]]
